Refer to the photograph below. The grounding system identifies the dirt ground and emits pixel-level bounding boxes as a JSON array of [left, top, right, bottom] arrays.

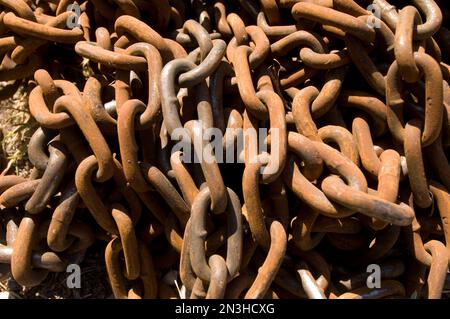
[[0, 83, 35, 177]]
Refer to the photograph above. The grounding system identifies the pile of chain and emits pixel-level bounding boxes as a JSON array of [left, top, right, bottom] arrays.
[[0, 0, 449, 299]]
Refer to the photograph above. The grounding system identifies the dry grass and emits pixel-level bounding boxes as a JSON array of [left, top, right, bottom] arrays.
[[0, 83, 37, 177]]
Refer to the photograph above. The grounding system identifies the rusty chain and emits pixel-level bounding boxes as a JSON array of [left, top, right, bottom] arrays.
[[0, 0, 448, 299]]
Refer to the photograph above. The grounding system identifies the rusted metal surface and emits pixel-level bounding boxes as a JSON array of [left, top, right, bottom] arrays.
[[0, 0, 448, 299]]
